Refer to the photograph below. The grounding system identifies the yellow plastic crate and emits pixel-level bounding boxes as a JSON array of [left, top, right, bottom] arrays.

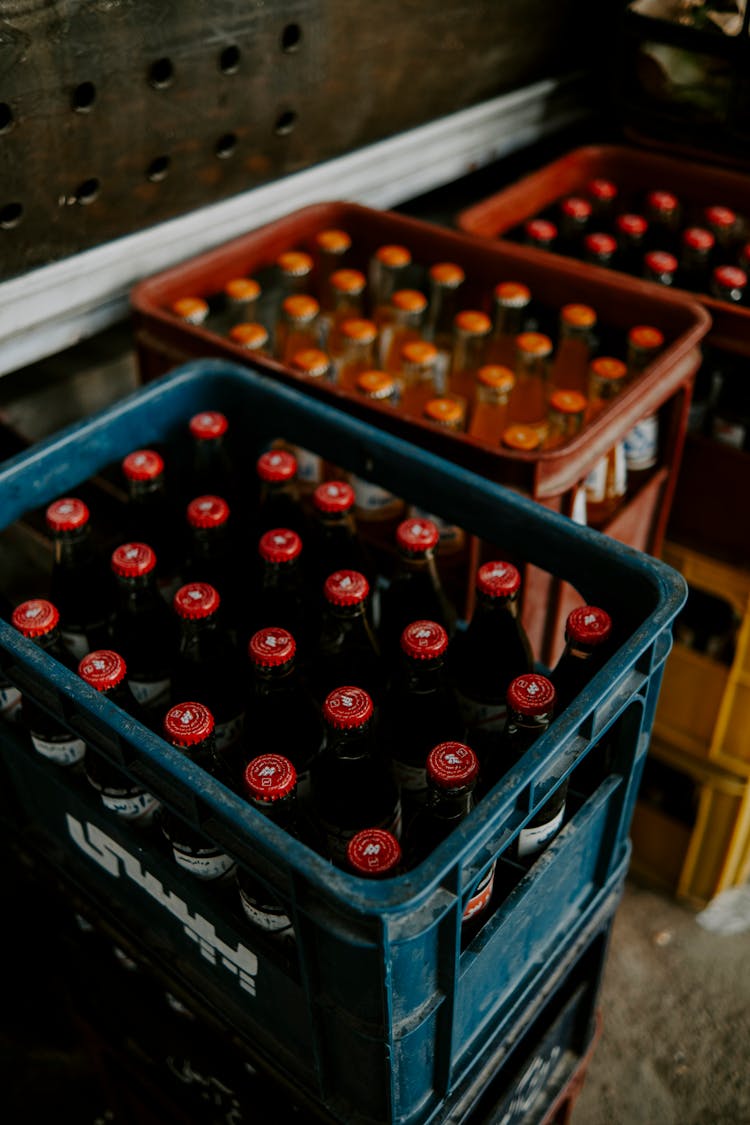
[[653, 541, 750, 774], [631, 739, 750, 907]]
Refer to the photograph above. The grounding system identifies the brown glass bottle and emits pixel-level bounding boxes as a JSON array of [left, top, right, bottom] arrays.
[[549, 606, 613, 715], [46, 497, 114, 660], [237, 754, 300, 939], [312, 570, 384, 705], [378, 518, 456, 657]]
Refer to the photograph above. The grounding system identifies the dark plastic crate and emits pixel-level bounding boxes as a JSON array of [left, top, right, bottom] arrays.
[[0, 360, 684, 1125]]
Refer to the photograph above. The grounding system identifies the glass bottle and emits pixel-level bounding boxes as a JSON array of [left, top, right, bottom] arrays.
[[312, 570, 384, 705], [255, 449, 305, 538], [11, 599, 86, 768], [274, 294, 321, 364], [643, 250, 678, 287], [449, 561, 533, 765], [160, 702, 236, 880], [325, 268, 367, 350], [485, 281, 532, 368], [379, 518, 456, 657], [587, 177, 618, 220], [221, 277, 261, 331], [502, 423, 542, 455], [585, 359, 628, 527], [680, 227, 715, 292], [449, 310, 492, 403], [645, 190, 681, 251], [509, 331, 552, 435], [423, 396, 466, 432], [381, 288, 428, 371], [46, 497, 114, 660], [310, 480, 372, 585], [252, 529, 311, 654], [122, 449, 183, 603], [549, 606, 613, 715], [170, 296, 209, 326], [624, 327, 665, 494], [524, 218, 558, 252], [368, 243, 412, 319], [310, 686, 401, 865], [550, 304, 597, 395], [109, 542, 176, 715], [227, 321, 269, 353], [187, 410, 235, 509], [346, 828, 402, 878], [385, 620, 464, 806], [398, 340, 442, 418], [426, 261, 465, 370], [237, 754, 300, 939], [583, 232, 617, 270], [331, 317, 378, 391], [183, 495, 239, 617], [544, 390, 588, 450], [468, 365, 515, 444], [313, 227, 352, 310], [615, 213, 648, 273], [704, 205, 737, 250], [558, 195, 592, 252], [711, 265, 747, 305]]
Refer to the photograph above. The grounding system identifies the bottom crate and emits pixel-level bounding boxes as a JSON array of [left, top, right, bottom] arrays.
[[630, 739, 750, 907]]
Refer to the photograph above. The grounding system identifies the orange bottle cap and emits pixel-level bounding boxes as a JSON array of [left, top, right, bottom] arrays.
[[454, 310, 492, 336], [356, 370, 396, 398], [392, 288, 428, 313], [562, 303, 596, 329], [171, 296, 208, 323], [477, 365, 515, 391], [429, 261, 465, 287], [330, 268, 366, 294], [517, 332, 552, 358], [502, 424, 541, 452], [590, 356, 627, 381], [375, 244, 411, 268], [315, 228, 351, 253], [291, 348, 330, 376], [224, 277, 261, 302], [341, 317, 377, 343], [401, 340, 437, 366], [277, 250, 313, 276], [282, 294, 319, 321], [549, 389, 587, 415], [229, 322, 269, 349], [424, 397, 464, 426], [628, 325, 664, 351], [494, 281, 531, 307]]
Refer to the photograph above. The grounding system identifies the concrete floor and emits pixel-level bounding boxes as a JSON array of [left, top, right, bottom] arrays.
[[574, 880, 750, 1125]]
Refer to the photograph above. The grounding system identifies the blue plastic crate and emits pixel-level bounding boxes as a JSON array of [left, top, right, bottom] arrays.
[[0, 361, 684, 1125]]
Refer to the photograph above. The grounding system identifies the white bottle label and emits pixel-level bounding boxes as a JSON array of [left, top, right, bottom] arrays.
[[239, 890, 294, 934], [624, 414, 659, 471], [290, 445, 323, 485], [31, 733, 86, 766], [349, 474, 403, 518], [60, 629, 89, 660], [571, 484, 587, 526], [215, 712, 244, 752], [392, 758, 428, 794], [517, 805, 565, 859], [585, 445, 626, 503], [455, 689, 508, 734], [0, 684, 22, 716], [129, 676, 171, 708], [100, 790, 160, 822], [172, 847, 236, 880], [463, 861, 496, 921]]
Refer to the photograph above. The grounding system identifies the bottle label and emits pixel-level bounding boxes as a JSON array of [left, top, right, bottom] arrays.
[[290, 445, 323, 485], [391, 758, 428, 794], [584, 458, 607, 503], [584, 445, 626, 503], [31, 733, 86, 766], [624, 414, 659, 471], [320, 801, 402, 864], [129, 676, 171, 709], [100, 790, 160, 822], [238, 888, 294, 934], [349, 474, 403, 520], [215, 712, 244, 752], [455, 689, 508, 734], [172, 847, 236, 881], [407, 506, 465, 554], [711, 416, 746, 450], [463, 861, 496, 921], [0, 683, 22, 716], [570, 484, 587, 526], [517, 805, 565, 859], [60, 628, 89, 661]]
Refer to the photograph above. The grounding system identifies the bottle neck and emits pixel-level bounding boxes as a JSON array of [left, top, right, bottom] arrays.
[[401, 655, 445, 691], [505, 710, 552, 758], [252, 660, 298, 698], [115, 572, 159, 607], [249, 790, 297, 830], [493, 302, 526, 338], [325, 721, 376, 761], [427, 783, 474, 822], [128, 476, 167, 505], [53, 526, 93, 567]]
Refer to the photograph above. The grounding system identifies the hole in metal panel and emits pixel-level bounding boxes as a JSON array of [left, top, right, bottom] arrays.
[[75, 178, 100, 205], [72, 82, 97, 112], [0, 202, 23, 228], [274, 110, 297, 136], [146, 155, 171, 182], [149, 57, 174, 89], [220, 44, 241, 73], [215, 132, 238, 159], [0, 103, 15, 132], [281, 23, 302, 52]]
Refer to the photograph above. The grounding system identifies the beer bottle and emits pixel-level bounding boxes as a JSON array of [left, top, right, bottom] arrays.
[[310, 480, 372, 585], [423, 396, 466, 432], [385, 620, 464, 805], [368, 243, 412, 317], [544, 390, 588, 450], [355, 369, 399, 407], [381, 289, 428, 372], [311, 686, 401, 864], [379, 518, 456, 656], [524, 218, 558, 252], [550, 304, 597, 395], [255, 449, 305, 538], [558, 196, 592, 253], [221, 277, 261, 331], [184, 495, 239, 618], [11, 599, 86, 767], [253, 529, 311, 652], [624, 327, 665, 495], [187, 411, 235, 509], [509, 332, 552, 436], [485, 282, 532, 368], [643, 250, 677, 287], [549, 606, 612, 715], [500, 674, 563, 860], [46, 497, 114, 659], [331, 317, 378, 391], [291, 347, 332, 382], [711, 265, 747, 305], [122, 449, 183, 602], [502, 423, 542, 455], [276, 250, 314, 298], [313, 228, 352, 310], [245, 627, 322, 792], [313, 570, 384, 704], [704, 205, 737, 250], [160, 702, 237, 880], [172, 582, 245, 762], [227, 321, 270, 353], [79, 649, 160, 823], [645, 190, 681, 251], [615, 213, 648, 273], [110, 543, 176, 714], [587, 177, 618, 220], [468, 366, 516, 444], [583, 232, 617, 270], [584, 358, 628, 527], [680, 227, 715, 291], [171, 296, 209, 326], [405, 742, 494, 935], [450, 561, 533, 762], [324, 268, 367, 350], [449, 310, 492, 403], [426, 262, 465, 370], [398, 340, 442, 418], [237, 754, 299, 938], [346, 828, 402, 878], [274, 295, 321, 364]]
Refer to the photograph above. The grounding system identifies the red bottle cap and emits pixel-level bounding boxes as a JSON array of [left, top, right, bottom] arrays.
[[257, 449, 297, 483], [682, 227, 715, 252], [616, 213, 647, 237], [244, 754, 297, 802], [476, 560, 521, 598], [347, 829, 401, 875], [12, 599, 60, 638], [78, 650, 127, 692], [396, 518, 440, 554], [249, 627, 296, 668], [400, 619, 448, 660], [644, 250, 678, 275], [588, 178, 617, 201], [426, 742, 479, 788], [324, 570, 369, 607], [560, 196, 591, 220], [122, 449, 165, 481], [259, 528, 302, 564], [323, 686, 373, 730], [313, 480, 355, 514], [187, 495, 230, 528], [164, 702, 215, 747], [647, 190, 679, 214], [46, 497, 90, 533], [525, 218, 557, 243], [713, 265, 747, 290], [111, 542, 157, 578], [566, 605, 612, 646], [584, 232, 617, 256], [705, 205, 736, 229], [189, 411, 228, 440], [507, 674, 556, 716], [173, 582, 221, 619]]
